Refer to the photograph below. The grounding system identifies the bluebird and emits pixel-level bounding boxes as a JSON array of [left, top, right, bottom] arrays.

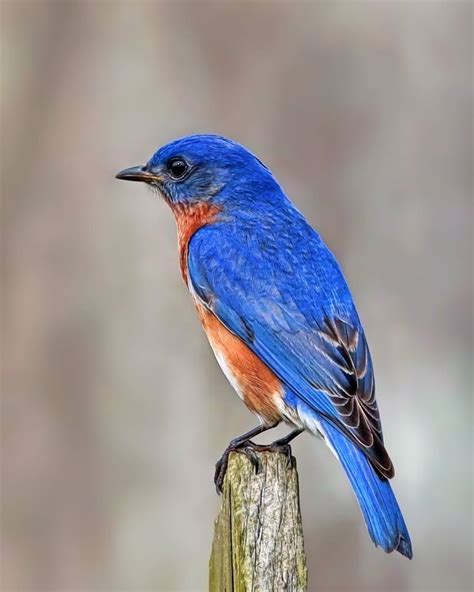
[[116, 134, 412, 558]]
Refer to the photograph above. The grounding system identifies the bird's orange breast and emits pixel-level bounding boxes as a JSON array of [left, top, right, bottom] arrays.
[[171, 201, 221, 283], [195, 302, 284, 425]]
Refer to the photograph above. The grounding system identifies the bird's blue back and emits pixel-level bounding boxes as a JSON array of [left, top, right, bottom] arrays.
[[188, 176, 393, 472]]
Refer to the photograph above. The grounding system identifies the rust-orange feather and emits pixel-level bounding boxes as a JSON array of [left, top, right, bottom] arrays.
[[171, 201, 221, 283], [195, 303, 284, 425]]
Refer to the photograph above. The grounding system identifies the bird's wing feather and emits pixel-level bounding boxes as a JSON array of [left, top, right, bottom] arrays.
[[188, 216, 394, 478]]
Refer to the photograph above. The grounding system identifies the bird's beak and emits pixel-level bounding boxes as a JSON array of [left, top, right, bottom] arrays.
[[115, 165, 160, 184]]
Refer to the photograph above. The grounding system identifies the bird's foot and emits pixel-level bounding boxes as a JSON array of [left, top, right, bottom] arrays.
[[214, 440, 262, 494], [214, 438, 296, 494], [251, 439, 296, 470]]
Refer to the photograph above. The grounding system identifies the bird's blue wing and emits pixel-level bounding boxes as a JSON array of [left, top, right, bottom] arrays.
[[188, 213, 394, 479]]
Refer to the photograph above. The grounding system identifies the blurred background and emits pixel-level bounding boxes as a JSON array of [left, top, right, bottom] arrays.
[[1, 1, 472, 591]]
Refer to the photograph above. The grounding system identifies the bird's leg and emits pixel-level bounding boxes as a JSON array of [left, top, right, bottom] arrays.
[[214, 422, 279, 494], [269, 427, 305, 448]]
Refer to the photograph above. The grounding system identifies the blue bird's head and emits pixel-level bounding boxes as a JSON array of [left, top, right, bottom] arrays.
[[116, 134, 280, 209]]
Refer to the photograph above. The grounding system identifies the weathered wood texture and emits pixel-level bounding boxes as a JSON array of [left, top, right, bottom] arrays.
[[209, 451, 308, 592]]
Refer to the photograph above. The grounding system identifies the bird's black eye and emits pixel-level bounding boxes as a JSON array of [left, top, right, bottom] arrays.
[[166, 157, 189, 179]]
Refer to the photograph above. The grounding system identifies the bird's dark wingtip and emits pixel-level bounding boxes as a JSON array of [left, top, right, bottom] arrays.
[[395, 534, 413, 559]]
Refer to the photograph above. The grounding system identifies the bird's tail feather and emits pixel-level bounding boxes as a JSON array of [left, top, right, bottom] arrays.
[[320, 419, 413, 559]]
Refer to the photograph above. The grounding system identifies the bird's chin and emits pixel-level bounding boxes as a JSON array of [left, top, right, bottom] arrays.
[[146, 183, 171, 203]]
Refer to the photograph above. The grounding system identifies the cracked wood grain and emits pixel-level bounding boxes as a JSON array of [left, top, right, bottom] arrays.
[[209, 451, 308, 591]]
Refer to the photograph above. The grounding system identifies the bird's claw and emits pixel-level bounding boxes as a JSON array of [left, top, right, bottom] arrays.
[[214, 439, 295, 494], [268, 441, 296, 469], [254, 441, 296, 469], [214, 440, 262, 494]]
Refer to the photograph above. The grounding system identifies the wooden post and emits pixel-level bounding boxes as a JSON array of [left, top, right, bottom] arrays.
[[209, 450, 308, 591]]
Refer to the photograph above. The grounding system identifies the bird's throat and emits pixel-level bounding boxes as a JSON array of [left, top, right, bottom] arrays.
[[172, 201, 222, 283]]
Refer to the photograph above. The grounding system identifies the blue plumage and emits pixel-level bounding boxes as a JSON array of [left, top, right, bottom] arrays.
[[116, 134, 413, 559]]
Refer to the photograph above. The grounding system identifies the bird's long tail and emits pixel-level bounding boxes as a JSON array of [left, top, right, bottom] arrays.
[[320, 419, 413, 559]]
